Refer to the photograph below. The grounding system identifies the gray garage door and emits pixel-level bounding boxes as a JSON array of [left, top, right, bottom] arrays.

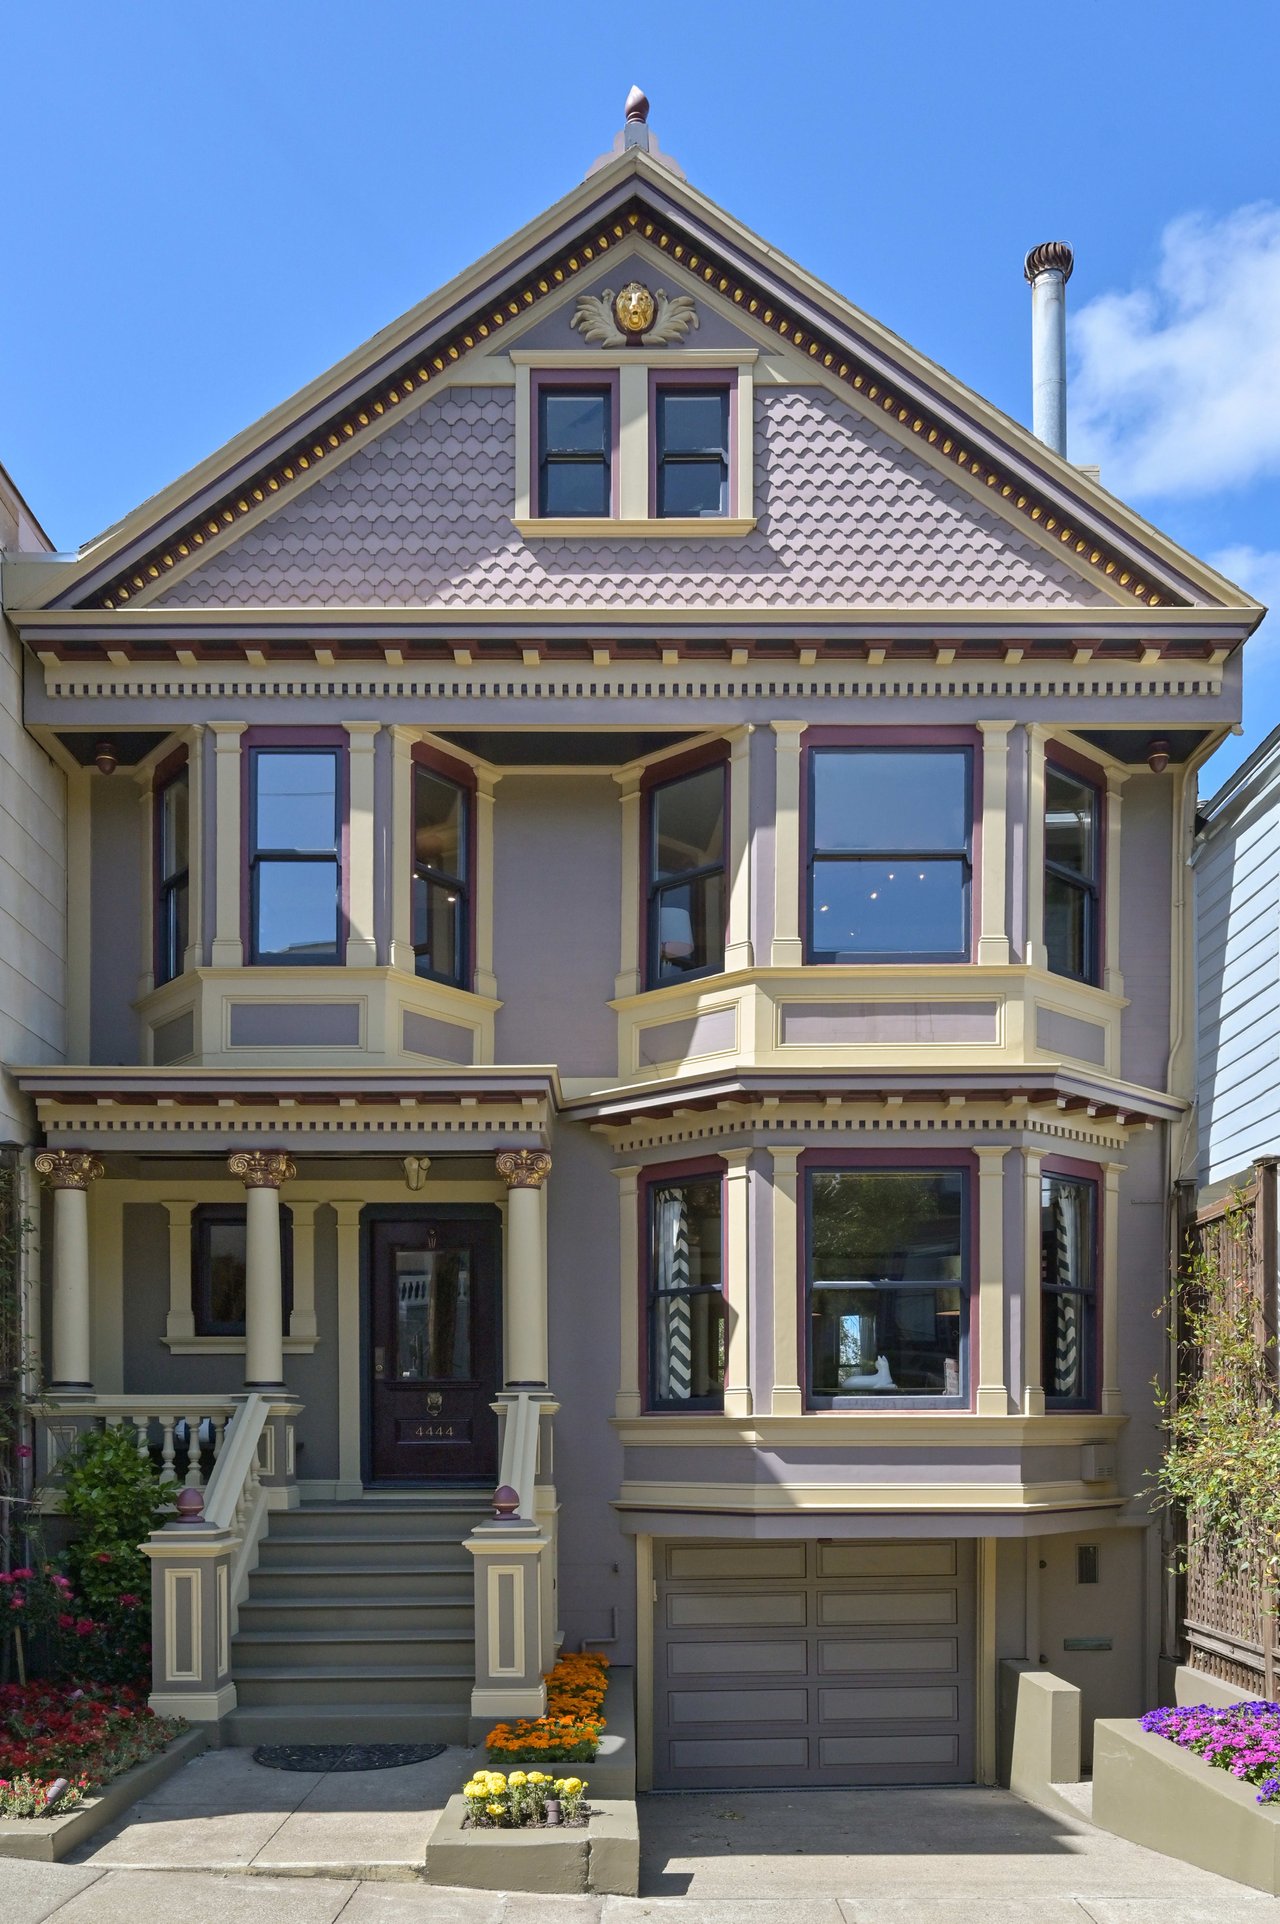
[[653, 1538, 975, 1789]]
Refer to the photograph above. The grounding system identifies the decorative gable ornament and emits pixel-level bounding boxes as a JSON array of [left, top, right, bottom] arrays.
[[570, 283, 700, 348]]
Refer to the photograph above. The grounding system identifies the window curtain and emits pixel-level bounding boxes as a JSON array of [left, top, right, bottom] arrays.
[[655, 1187, 693, 1401], [1052, 1182, 1085, 1397]]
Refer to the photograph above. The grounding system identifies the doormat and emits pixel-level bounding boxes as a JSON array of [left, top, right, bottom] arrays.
[[252, 1742, 447, 1773]]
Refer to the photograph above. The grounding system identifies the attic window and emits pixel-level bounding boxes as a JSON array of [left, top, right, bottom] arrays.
[[538, 387, 612, 516]]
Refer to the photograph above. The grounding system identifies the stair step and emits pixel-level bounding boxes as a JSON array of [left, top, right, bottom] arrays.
[[249, 1566, 471, 1599], [258, 1537, 477, 1564], [277, 1510, 487, 1542], [222, 1703, 472, 1747], [235, 1665, 474, 1708], [233, 1631, 474, 1670], [238, 1597, 474, 1635]]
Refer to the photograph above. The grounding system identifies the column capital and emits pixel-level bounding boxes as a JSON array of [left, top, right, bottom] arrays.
[[977, 719, 1017, 736], [34, 1150, 104, 1191], [209, 720, 247, 744], [497, 1149, 552, 1190], [228, 1150, 296, 1190]]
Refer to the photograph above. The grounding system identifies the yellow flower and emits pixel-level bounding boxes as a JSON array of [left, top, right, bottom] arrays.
[[463, 1782, 482, 1798], [528, 1771, 546, 1784], [486, 1773, 507, 1790], [508, 1771, 527, 1787], [486, 1801, 504, 1817], [563, 1777, 583, 1795]]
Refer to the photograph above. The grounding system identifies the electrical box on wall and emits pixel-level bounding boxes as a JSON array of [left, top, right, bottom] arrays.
[[1080, 1443, 1115, 1484]]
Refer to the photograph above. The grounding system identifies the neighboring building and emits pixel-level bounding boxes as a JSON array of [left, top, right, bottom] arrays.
[[1, 94, 1263, 1789]]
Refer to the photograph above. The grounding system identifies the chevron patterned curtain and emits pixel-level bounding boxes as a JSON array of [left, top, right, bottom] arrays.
[[655, 1186, 694, 1402], [1051, 1181, 1083, 1398]]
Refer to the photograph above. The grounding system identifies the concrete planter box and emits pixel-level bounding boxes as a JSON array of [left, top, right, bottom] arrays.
[[0, 1725, 208, 1863], [425, 1793, 639, 1895], [1093, 1717, 1280, 1895], [478, 1663, 636, 1800]]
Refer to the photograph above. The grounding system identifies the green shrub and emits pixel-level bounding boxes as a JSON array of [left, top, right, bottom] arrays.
[[57, 1426, 172, 1684]]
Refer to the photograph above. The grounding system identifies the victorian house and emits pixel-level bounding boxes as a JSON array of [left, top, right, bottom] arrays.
[[2, 93, 1261, 1790]]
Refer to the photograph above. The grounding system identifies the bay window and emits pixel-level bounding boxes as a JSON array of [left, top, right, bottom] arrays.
[[412, 763, 469, 988], [1041, 1172, 1098, 1408], [1045, 763, 1101, 984], [648, 1173, 725, 1410], [808, 746, 972, 962], [807, 1167, 967, 1404], [249, 747, 342, 965], [155, 761, 189, 986], [648, 762, 726, 985]]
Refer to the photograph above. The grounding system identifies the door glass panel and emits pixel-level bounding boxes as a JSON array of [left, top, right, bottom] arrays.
[[394, 1247, 472, 1380]]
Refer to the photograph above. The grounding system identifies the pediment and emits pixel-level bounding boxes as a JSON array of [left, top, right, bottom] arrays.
[[17, 153, 1255, 622]]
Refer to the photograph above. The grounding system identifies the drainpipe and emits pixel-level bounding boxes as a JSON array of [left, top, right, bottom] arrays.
[[1024, 241, 1074, 456]]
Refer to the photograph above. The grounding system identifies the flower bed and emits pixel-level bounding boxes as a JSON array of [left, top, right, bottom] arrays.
[[1142, 1699, 1280, 1804], [462, 1768, 588, 1828], [0, 1683, 183, 1820], [485, 1650, 609, 1764]]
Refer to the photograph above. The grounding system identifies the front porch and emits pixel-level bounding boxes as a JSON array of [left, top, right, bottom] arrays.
[[19, 1067, 567, 1742]]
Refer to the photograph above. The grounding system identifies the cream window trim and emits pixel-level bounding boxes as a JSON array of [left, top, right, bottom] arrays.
[[473, 768, 499, 1000], [976, 722, 1014, 967], [1101, 1160, 1125, 1415], [1025, 725, 1049, 972], [724, 726, 754, 973], [613, 769, 644, 999], [723, 1149, 753, 1418], [1104, 769, 1127, 997], [163, 1199, 196, 1344], [770, 722, 806, 967], [389, 726, 415, 974], [512, 352, 756, 535], [134, 777, 156, 1001], [289, 1198, 320, 1343], [1020, 1149, 1045, 1416], [184, 726, 206, 975], [768, 1146, 803, 1416], [209, 723, 246, 969], [389, 725, 499, 998], [613, 1163, 642, 1419], [162, 1336, 320, 1355], [974, 1146, 1011, 1416], [343, 723, 380, 969]]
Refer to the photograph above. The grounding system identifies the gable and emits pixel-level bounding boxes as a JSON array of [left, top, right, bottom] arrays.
[[153, 378, 1114, 611]]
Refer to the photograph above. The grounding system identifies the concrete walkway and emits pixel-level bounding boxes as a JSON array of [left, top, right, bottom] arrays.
[[0, 1750, 1276, 1922]]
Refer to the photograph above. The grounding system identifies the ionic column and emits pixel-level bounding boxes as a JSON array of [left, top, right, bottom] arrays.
[[497, 1150, 552, 1388], [35, 1151, 104, 1392], [228, 1151, 296, 1390]]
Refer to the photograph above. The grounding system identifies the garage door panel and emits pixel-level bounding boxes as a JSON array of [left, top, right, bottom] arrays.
[[668, 1687, 809, 1724], [819, 1588, 956, 1627], [818, 1734, 959, 1768], [666, 1544, 807, 1581], [818, 1636, 958, 1674], [817, 1541, 957, 1580], [670, 1738, 811, 1771], [667, 1591, 809, 1629], [668, 1638, 809, 1676], [818, 1684, 959, 1722]]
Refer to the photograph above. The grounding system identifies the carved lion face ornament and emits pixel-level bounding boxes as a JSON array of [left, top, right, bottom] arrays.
[[613, 281, 657, 337]]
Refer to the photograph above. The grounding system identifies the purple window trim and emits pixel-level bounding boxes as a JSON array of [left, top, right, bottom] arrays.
[[410, 740, 477, 993], [797, 1146, 980, 1414], [1044, 742, 1106, 989], [152, 745, 189, 988], [647, 367, 739, 518], [241, 726, 350, 967], [639, 741, 731, 994], [639, 1153, 728, 1415], [529, 368, 620, 519], [1039, 1152, 1103, 1413]]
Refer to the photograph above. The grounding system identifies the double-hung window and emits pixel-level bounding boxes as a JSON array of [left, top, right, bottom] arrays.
[[1040, 1172, 1097, 1408], [1044, 764, 1101, 984], [249, 748, 342, 965], [808, 746, 972, 962], [647, 1173, 725, 1410], [192, 1203, 292, 1338], [538, 386, 611, 517], [412, 764, 469, 988], [655, 387, 729, 517], [648, 763, 726, 985], [808, 1167, 968, 1405], [155, 763, 189, 986]]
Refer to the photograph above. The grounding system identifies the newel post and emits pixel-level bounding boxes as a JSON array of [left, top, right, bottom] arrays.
[[142, 1490, 236, 1724], [464, 1485, 550, 1735]]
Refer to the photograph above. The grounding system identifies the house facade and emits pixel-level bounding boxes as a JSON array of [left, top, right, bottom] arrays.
[[3, 97, 1262, 1790]]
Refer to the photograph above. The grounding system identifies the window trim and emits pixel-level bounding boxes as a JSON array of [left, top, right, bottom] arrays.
[[1043, 749, 1104, 987], [800, 1147, 977, 1412], [531, 370, 619, 520], [153, 746, 190, 988], [649, 371, 736, 519], [803, 730, 980, 966], [1039, 1155, 1102, 1412], [642, 746, 729, 991], [192, 1202, 293, 1339], [243, 730, 348, 968], [641, 1156, 727, 1414], [410, 741, 477, 991]]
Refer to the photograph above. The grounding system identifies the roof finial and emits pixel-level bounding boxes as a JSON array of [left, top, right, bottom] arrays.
[[625, 85, 650, 124]]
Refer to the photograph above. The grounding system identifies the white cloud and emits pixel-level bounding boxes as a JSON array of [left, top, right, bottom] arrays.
[[1070, 206, 1280, 497]]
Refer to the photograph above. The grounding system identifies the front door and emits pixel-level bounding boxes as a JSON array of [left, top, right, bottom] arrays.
[[368, 1212, 500, 1482]]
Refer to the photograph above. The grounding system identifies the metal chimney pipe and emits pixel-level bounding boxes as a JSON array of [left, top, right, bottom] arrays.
[[1024, 241, 1074, 457]]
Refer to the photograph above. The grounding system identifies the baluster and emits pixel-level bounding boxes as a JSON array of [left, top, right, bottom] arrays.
[[132, 1416, 150, 1464], [211, 1415, 227, 1463], [159, 1416, 177, 1483], [184, 1413, 204, 1489]]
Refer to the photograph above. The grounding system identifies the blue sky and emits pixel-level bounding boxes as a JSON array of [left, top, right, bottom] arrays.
[[4, 0, 1277, 791]]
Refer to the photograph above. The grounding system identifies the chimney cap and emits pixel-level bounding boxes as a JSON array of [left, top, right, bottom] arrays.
[[624, 84, 650, 124], [1024, 241, 1075, 284]]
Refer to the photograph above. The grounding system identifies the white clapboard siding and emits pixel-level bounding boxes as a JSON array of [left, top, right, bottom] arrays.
[[1195, 733, 1280, 1187]]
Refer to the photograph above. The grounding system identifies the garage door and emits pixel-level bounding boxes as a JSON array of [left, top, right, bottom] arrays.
[[653, 1538, 975, 1789]]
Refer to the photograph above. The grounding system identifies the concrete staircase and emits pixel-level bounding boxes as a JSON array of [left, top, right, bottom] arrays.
[[223, 1494, 489, 1746]]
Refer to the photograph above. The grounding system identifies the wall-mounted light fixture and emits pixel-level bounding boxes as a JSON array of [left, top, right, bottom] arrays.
[[93, 740, 119, 776], [1146, 738, 1171, 774]]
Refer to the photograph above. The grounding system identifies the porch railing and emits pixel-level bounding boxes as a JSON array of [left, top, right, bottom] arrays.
[[34, 1394, 240, 1493]]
